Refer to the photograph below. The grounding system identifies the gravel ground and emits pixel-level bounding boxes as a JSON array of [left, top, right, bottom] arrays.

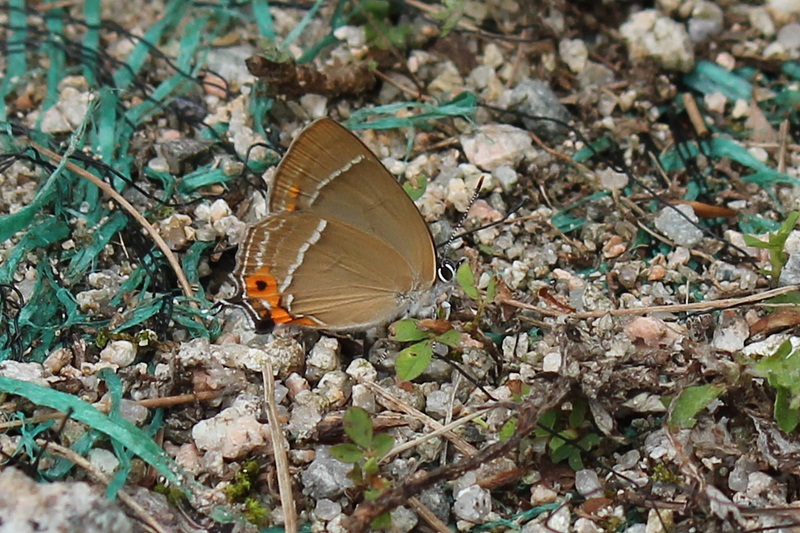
[[3, 1, 800, 532]]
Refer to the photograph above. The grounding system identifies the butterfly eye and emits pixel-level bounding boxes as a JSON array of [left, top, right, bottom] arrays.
[[437, 259, 456, 282]]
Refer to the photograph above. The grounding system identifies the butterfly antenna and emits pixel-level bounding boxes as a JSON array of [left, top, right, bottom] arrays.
[[434, 176, 484, 282], [439, 175, 485, 256]]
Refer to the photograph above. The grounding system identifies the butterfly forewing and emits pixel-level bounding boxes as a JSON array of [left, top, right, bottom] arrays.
[[270, 118, 436, 288]]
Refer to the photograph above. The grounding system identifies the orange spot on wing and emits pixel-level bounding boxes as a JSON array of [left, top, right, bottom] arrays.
[[283, 185, 302, 212], [243, 266, 316, 326]]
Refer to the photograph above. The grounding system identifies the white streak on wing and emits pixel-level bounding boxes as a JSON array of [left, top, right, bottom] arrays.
[[307, 155, 364, 204], [280, 218, 327, 295]]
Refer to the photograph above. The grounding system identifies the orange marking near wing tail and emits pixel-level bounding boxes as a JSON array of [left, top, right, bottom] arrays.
[[244, 266, 316, 326]]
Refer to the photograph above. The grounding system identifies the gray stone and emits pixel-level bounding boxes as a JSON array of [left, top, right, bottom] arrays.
[[0, 467, 133, 533], [301, 446, 354, 499]]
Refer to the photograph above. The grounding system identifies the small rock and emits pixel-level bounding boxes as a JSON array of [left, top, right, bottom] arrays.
[[425, 389, 451, 418], [453, 484, 492, 522], [492, 165, 518, 192], [351, 383, 376, 412], [616, 450, 641, 471], [596, 167, 629, 191], [777, 22, 800, 57], [0, 361, 49, 387], [287, 394, 324, 440], [577, 62, 615, 89], [306, 336, 340, 383], [502, 333, 529, 361], [209, 338, 305, 377], [711, 311, 749, 352], [498, 78, 571, 139], [559, 38, 588, 73], [654, 204, 703, 247], [418, 486, 450, 522], [768, 0, 800, 24], [88, 448, 120, 477], [44, 348, 72, 374], [346, 358, 378, 382], [646, 508, 674, 533], [620, 10, 695, 72], [779, 252, 800, 286], [687, 1, 724, 43], [314, 371, 351, 408], [0, 467, 133, 533], [542, 352, 562, 373], [39, 87, 92, 134], [192, 399, 269, 459], [301, 446, 354, 499], [100, 340, 137, 367], [460, 124, 533, 171], [750, 7, 776, 36], [575, 469, 602, 497], [313, 498, 342, 521], [388, 506, 418, 533], [299, 94, 328, 119]]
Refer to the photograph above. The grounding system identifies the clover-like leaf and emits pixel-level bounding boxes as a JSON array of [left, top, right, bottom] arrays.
[[456, 261, 478, 299], [396, 340, 433, 381], [343, 406, 373, 449], [372, 433, 394, 458], [390, 318, 428, 342], [329, 443, 364, 463], [668, 383, 726, 429], [436, 328, 462, 348]]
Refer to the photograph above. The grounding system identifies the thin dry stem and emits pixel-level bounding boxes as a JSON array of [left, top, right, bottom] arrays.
[[263, 364, 296, 533], [27, 141, 195, 299]]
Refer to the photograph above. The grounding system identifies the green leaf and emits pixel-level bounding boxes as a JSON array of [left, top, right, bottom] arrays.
[[485, 274, 497, 302], [668, 383, 726, 429], [329, 443, 364, 463], [578, 433, 601, 451], [396, 340, 433, 381], [364, 457, 380, 477], [534, 409, 559, 437], [436, 328, 462, 348], [343, 407, 373, 449], [347, 462, 364, 485], [498, 417, 517, 441], [433, 0, 466, 37], [568, 398, 587, 429], [567, 450, 585, 471], [742, 234, 769, 248], [390, 318, 428, 342], [372, 433, 394, 458], [370, 511, 392, 530], [774, 387, 800, 433], [550, 442, 574, 463], [456, 262, 478, 299], [751, 339, 800, 432], [402, 175, 427, 201]]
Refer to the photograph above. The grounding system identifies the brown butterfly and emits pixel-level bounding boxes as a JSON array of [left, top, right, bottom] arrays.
[[233, 118, 453, 331]]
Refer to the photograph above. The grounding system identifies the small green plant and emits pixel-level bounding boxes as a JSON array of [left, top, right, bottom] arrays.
[[743, 211, 799, 280], [330, 407, 395, 529], [532, 398, 600, 471], [392, 263, 496, 381], [353, 0, 412, 49], [223, 460, 271, 527], [456, 262, 498, 329], [749, 339, 800, 433], [402, 175, 427, 201], [392, 318, 462, 381], [667, 383, 726, 430]]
